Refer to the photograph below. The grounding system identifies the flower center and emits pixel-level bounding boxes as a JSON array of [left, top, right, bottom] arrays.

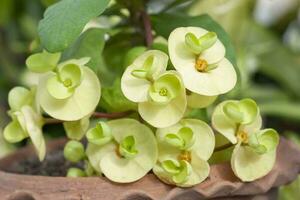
[[178, 151, 191, 163], [63, 78, 73, 87], [237, 130, 248, 144], [195, 58, 208, 72], [159, 88, 168, 96]]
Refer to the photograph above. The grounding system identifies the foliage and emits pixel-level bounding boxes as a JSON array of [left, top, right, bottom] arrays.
[[0, 0, 298, 189]]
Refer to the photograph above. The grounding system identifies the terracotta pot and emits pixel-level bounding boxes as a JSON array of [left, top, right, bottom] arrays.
[[0, 137, 299, 200]]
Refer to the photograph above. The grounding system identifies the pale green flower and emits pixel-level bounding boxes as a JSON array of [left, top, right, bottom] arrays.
[[153, 119, 215, 187], [168, 27, 237, 96], [86, 119, 158, 183], [121, 50, 187, 128], [37, 58, 101, 121], [212, 99, 279, 182], [4, 105, 46, 161], [63, 116, 90, 140], [121, 50, 169, 102], [4, 87, 45, 161], [186, 92, 217, 109], [138, 71, 187, 128]]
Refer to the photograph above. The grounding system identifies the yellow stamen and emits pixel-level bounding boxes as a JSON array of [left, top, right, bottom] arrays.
[[159, 88, 168, 96], [63, 79, 72, 87], [195, 58, 208, 72], [178, 151, 191, 163], [237, 131, 248, 144]]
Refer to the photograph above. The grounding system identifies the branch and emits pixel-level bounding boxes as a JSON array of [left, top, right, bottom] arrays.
[[141, 10, 153, 47], [92, 111, 132, 119], [44, 111, 132, 125]]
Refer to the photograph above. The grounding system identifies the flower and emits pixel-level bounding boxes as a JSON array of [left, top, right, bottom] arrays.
[[153, 119, 215, 187], [37, 58, 101, 121], [121, 50, 187, 128], [4, 87, 46, 161], [86, 119, 158, 183], [212, 98, 279, 181], [63, 116, 90, 140], [121, 50, 169, 102], [168, 27, 237, 96], [186, 92, 217, 109]]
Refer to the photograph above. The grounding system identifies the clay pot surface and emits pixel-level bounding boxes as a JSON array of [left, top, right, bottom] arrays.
[[0, 137, 299, 200]]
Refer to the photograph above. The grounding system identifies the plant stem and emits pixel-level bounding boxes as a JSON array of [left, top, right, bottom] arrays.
[[92, 111, 132, 119], [214, 142, 234, 152], [44, 118, 62, 125], [44, 111, 132, 125], [141, 10, 153, 47]]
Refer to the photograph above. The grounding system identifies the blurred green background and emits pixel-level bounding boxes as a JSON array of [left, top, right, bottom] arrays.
[[0, 0, 300, 198]]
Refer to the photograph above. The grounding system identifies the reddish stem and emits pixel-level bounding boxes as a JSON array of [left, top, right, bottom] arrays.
[[141, 10, 153, 47], [44, 111, 132, 125]]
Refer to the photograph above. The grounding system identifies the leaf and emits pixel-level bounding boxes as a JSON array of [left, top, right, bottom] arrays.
[[259, 101, 300, 121], [151, 13, 241, 87], [38, 0, 110, 52], [63, 28, 114, 86], [99, 79, 137, 113]]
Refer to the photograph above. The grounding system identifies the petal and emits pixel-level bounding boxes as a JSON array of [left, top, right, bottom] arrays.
[[8, 87, 32, 111], [138, 71, 187, 128], [238, 99, 259, 125], [121, 50, 168, 102], [101, 119, 158, 183], [58, 63, 83, 88], [231, 143, 276, 182], [46, 74, 74, 100], [3, 121, 28, 143], [199, 39, 225, 64], [157, 119, 215, 160], [180, 153, 210, 187], [172, 59, 236, 96], [86, 142, 115, 173], [249, 129, 279, 153], [187, 92, 217, 109], [132, 50, 169, 79], [26, 51, 61, 73], [63, 116, 90, 140], [21, 106, 46, 161], [139, 93, 186, 128], [86, 121, 112, 146], [212, 101, 238, 144], [121, 68, 151, 102], [151, 72, 182, 100], [38, 67, 101, 121], [169, 27, 234, 96]]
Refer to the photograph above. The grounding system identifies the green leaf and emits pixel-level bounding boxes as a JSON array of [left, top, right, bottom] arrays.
[[99, 79, 137, 113], [151, 13, 241, 87], [38, 0, 110, 52], [259, 101, 300, 121], [63, 28, 114, 86]]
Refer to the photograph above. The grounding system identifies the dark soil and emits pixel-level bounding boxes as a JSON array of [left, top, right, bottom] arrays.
[[4, 148, 83, 177]]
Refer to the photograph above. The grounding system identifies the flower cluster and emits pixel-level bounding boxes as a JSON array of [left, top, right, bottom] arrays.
[[3, 51, 101, 161], [3, 27, 279, 187]]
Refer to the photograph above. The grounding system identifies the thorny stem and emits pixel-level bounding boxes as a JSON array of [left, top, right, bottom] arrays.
[[44, 111, 132, 125], [141, 10, 153, 47]]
